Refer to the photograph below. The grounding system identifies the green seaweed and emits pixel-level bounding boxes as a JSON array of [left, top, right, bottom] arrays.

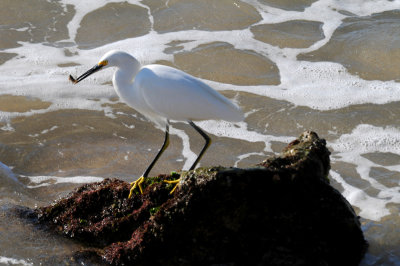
[[149, 206, 161, 215]]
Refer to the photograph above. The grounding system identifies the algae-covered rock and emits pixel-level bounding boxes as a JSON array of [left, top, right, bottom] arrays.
[[36, 131, 367, 265]]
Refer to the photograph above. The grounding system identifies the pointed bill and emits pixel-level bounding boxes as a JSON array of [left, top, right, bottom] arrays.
[[69, 64, 104, 84]]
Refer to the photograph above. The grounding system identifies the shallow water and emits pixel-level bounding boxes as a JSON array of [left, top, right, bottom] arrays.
[[1, 0, 400, 264]]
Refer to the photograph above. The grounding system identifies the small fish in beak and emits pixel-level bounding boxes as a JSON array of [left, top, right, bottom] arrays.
[[69, 61, 108, 84]]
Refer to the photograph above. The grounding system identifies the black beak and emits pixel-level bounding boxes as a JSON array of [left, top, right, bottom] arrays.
[[69, 64, 104, 84]]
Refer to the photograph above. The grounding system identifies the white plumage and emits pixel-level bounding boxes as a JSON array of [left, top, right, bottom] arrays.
[[101, 51, 244, 127]]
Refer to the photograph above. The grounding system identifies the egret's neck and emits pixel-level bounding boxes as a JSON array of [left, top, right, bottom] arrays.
[[112, 58, 141, 98]]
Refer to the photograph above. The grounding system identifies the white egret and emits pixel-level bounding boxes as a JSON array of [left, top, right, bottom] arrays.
[[69, 50, 244, 198]]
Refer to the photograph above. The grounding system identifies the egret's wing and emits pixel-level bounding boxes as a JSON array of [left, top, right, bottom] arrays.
[[135, 65, 243, 122]]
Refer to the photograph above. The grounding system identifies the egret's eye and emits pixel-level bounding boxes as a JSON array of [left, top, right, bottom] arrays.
[[98, 60, 108, 66]]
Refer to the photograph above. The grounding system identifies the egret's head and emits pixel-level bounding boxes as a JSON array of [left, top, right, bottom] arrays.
[[98, 50, 136, 68], [69, 50, 137, 84]]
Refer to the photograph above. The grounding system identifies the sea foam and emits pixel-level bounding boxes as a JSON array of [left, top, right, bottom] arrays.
[[330, 124, 400, 221], [1, 0, 400, 222], [0, 256, 32, 266], [25, 175, 104, 188]]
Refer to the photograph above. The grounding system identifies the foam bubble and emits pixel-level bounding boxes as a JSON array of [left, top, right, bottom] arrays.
[[331, 124, 400, 156], [234, 152, 265, 167], [329, 124, 400, 221], [169, 125, 198, 170], [1, 0, 400, 121], [0, 0, 399, 216], [0, 256, 32, 266], [25, 175, 104, 188], [322, 0, 400, 16], [29, 126, 58, 137], [330, 170, 390, 221], [167, 120, 291, 170], [58, 0, 152, 42], [197, 120, 292, 152]]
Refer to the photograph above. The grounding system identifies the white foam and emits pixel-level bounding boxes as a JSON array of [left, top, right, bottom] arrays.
[[29, 126, 58, 137], [1, 0, 400, 222], [152, 119, 290, 170], [0, 123, 15, 132], [169, 125, 197, 170], [1, 0, 400, 120], [25, 175, 104, 188], [0, 256, 32, 266], [322, 0, 400, 16], [234, 152, 265, 167], [330, 124, 400, 155], [122, 122, 135, 129], [329, 124, 400, 221], [58, 0, 153, 41], [196, 120, 292, 152], [330, 170, 390, 221]]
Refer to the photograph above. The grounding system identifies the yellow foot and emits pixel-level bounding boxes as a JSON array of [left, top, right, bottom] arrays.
[[128, 176, 145, 198], [164, 178, 181, 194]]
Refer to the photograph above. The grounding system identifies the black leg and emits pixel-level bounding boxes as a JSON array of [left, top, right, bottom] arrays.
[[188, 121, 212, 171], [143, 123, 170, 177], [129, 123, 170, 198]]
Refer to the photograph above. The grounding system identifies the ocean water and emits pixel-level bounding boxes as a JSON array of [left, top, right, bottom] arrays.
[[0, 0, 400, 264]]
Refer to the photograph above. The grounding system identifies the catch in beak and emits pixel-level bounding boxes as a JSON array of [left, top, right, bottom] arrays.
[[69, 60, 108, 84]]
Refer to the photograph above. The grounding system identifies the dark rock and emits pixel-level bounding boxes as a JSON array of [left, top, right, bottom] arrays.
[[36, 131, 367, 265]]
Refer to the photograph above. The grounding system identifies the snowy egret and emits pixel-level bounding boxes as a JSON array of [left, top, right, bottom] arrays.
[[69, 50, 244, 198]]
